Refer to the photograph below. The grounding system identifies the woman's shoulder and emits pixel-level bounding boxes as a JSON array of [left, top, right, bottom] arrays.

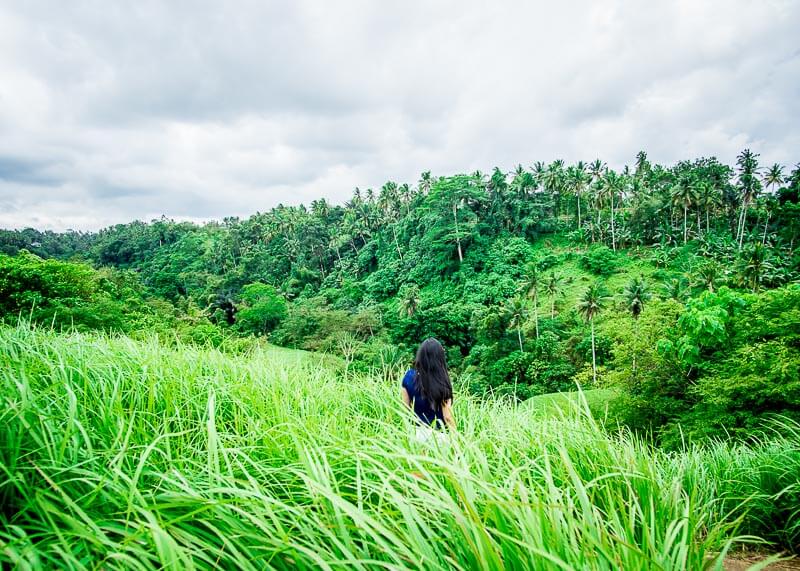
[[401, 368, 416, 388]]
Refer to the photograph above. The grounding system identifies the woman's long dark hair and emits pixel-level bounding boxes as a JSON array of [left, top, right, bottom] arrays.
[[413, 338, 453, 408]]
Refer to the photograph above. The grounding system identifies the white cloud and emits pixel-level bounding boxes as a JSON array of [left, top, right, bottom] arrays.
[[0, 0, 797, 230]]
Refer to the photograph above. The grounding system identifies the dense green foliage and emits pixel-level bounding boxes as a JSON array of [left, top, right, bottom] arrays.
[[0, 251, 240, 350], [1, 150, 798, 444], [235, 283, 288, 335], [1, 325, 799, 569], [603, 285, 800, 446], [0, 250, 150, 333]]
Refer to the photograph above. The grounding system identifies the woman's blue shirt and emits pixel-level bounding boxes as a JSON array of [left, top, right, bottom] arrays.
[[401, 369, 445, 428]]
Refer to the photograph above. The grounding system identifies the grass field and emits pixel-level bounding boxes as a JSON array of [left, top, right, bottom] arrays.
[[1, 324, 799, 570], [523, 388, 618, 418], [527, 236, 662, 316]]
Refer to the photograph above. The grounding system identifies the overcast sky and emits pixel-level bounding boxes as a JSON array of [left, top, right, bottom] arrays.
[[0, 0, 798, 231]]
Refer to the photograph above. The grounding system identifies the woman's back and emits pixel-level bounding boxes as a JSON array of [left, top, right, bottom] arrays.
[[401, 369, 446, 428]]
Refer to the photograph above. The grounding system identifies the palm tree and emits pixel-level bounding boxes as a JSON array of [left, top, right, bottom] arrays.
[[567, 162, 589, 230], [329, 233, 348, 267], [378, 181, 399, 215], [450, 194, 467, 264], [623, 276, 651, 319], [426, 174, 486, 264], [531, 161, 546, 187], [587, 160, 606, 242], [589, 178, 604, 242], [764, 163, 784, 195], [601, 170, 623, 250], [696, 179, 721, 234], [506, 296, 529, 353], [661, 277, 688, 303], [542, 161, 565, 218], [622, 276, 651, 377], [544, 271, 565, 318], [522, 262, 540, 339], [696, 262, 720, 293], [740, 243, 772, 292], [634, 151, 650, 177], [735, 149, 761, 248], [398, 183, 414, 214], [759, 196, 779, 245], [588, 159, 605, 182], [512, 165, 535, 198], [670, 177, 698, 244], [761, 165, 783, 244], [690, 178, 706, 234], [398, 284, 421, 318], [418, 171, 433, 195], [576, 282, 610, 383]]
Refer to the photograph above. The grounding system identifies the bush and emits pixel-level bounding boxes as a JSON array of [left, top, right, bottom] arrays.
[[525, 358, 576, 394], [537, 253, 560, 271], [235, 283, 287, 335], [0, 251, 156, 333], [580, 245, 620, 276], [180, 322, 225, 348]]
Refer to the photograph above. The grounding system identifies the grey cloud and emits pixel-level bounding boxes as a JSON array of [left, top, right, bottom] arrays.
[[10, 1, 387, 124], [0, 156, 65, 186], [87, 182, 157, 200], [0, 0, 798, 231]]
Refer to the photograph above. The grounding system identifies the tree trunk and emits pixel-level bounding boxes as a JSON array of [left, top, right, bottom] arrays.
[[453, 202, 463, 263], [596, 207, 601, 242], [696, 208, 701, 238], [734, 205, 741, 241], [517, 327, 524, 353], [737, 201, 747, 248], [683, 205, 688, 245], [706, 208, 710, 234], [762, 212, 770, 245], [577, 195, 582, 230], [670, 206, 675, 239], [534, 293, 540, 339], [392, 225, 403, 260], [632, 318, 639, 380], [513, 373, 518, 402], [610, 194, 616, 251], [591, 320, 597, 384]]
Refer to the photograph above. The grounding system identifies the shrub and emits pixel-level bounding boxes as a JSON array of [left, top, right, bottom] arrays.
[[580, 245, 620, 276], [235, 283, 287, 335], [180, 322, 225, 347], [537, 253, 560, 271]]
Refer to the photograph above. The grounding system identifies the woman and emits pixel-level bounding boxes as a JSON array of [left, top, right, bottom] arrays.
[[401, 338, 456, 441]]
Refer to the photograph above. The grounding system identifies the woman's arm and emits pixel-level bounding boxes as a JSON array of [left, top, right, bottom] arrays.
[[401, 387, 412, 408], [442, 399, 456, 430]]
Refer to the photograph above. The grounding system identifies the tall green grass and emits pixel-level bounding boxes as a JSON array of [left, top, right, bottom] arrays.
[[1, 324, 798, 570]]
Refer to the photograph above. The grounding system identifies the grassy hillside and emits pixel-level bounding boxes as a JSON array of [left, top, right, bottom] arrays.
[[527, 237, 660, 316], [524, 388, 619, 419], [1, 325, 799, 569]]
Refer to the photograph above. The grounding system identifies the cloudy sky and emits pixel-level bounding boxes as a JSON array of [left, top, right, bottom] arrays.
[[0, 0, 798, 231]]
